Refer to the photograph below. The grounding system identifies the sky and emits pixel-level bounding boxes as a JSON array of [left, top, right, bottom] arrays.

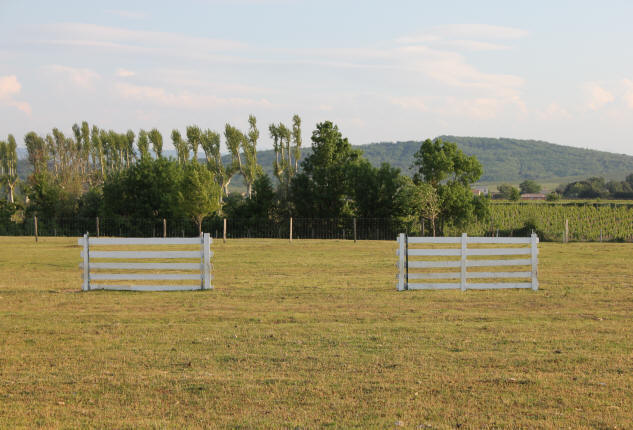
[[1, 0, 632, 155]]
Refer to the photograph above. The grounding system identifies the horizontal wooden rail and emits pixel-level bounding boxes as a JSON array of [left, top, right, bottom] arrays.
[[90, 273, 203, 281], [83, 250, 201, 259], [78, 237, 200, 245], [91, 284, 202, 291], [82, 262, 201, 270]]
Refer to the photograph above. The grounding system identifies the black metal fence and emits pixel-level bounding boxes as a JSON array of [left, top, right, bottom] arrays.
[[2, 217, 405, 240]]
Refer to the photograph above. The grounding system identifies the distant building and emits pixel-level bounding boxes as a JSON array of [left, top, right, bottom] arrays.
[[471, 186, 489, 196], [520, 193, 546, 200]]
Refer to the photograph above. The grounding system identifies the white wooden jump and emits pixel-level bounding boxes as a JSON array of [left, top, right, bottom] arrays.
[[79, 234, 212, 291], [396, 233, 538, 291]]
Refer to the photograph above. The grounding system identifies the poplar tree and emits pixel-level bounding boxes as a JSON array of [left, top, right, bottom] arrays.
[[148, 128, 163, 159]]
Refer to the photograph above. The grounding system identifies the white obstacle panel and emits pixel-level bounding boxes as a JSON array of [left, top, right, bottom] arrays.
[[396, 233, 538, 291], [79, 234, 212, 291]]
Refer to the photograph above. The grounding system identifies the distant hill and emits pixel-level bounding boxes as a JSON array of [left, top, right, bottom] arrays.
[[17, 136, 633, 189], [227, 136, 633, 189]]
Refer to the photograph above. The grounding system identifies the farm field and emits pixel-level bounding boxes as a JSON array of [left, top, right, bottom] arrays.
[[1, 237, 632, 428]]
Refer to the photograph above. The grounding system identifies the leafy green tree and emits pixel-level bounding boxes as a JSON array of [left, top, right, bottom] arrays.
[[179, 162, 221, 234], [137, 129, 151, 161], [171, 129, 189, 165], [546, 192, 561, 201], [102, 158, 183, 225], [394, 178, 441, 236], [412, 138, 482, 187], [186, 125, 201, 162], [291, 121, 361, 218], [411, 138, 486, 231], [498, 184, 520, 200], [350, 160, 407, 218], [562, 177, 608, 198], [519, 180, 541, 194], [24, 132, 48, 174], [291, 114, 302, 173], [148, 128, 163, 159], [241, 115, 263, 198], [201, 129, 234, 200], [222, 124, 244, 196], [0, 135, 19, 203]]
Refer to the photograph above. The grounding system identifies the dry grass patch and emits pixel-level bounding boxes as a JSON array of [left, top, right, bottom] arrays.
[[0, 237, 632, 428]]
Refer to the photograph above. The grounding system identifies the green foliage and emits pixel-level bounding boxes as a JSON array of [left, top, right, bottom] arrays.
[[349, 161, 407, 218], [179, 163, 221, 234], [560, 177, 609, 198], [25, 172, 78, 221], [519, 180, 541, 194], [102, 158, 183, 223], [291, 121, 362, 218], [546, 192, 561, 202], [497, 184, 521, 200], [148, 129, 163, 158], [411, 138, 486, 232], [412, 138, 482, 186], [461, 202, 633, 242]]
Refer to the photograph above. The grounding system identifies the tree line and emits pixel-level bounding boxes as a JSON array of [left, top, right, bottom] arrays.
[[495, 175, 633, 201], [1, 117, 489, 236]]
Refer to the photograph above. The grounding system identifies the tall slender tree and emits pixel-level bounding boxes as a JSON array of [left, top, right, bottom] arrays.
[[148, 128, 163, 159], [137, 129, 151, 161], [186, 125, 201, 163], [241, 115, 263, 198]]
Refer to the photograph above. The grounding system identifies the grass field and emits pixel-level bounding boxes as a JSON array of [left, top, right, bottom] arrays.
[[1, 237, 632, 428]]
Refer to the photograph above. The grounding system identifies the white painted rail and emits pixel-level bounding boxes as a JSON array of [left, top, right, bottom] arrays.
[[396, 233, 539, 291], [78, 234, 213, 291]]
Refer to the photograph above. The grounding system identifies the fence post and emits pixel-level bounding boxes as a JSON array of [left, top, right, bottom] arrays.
[[353, 218, 357, 243], [397, 233, 406, 291], [82, 232, 90, 291], [290, 217, 293, 242], [96, 217, 100, 238], [163, 218, 167, 238], [34, 216, 38, 243], [531, 233, 539, 291], [564, 218, 569, 243], [223, 218, 227, 244], [460, 233, 467, 292], [204, 233, 212, 289]]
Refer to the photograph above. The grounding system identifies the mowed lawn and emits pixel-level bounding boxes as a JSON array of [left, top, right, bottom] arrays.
[[0, 237, 632, 428]]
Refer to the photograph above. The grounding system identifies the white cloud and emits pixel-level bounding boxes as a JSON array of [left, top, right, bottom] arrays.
[[397, 45, 524, 95], [42, 23, 246, 59], [116, 68, 135, 78], [114, 82, 272, 109], [46, 65, 101, 89], [0, 75, 31, 115], [584, 82, 614, 110], [541, 102, 571, 119], [397, 24, 527, 51], [441, 39, 510, 51], [390, 96, 428, 112], [0, 75, 21, 99], [622, 79, 633, 109]]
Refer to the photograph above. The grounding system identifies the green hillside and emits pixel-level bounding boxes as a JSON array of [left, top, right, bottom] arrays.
[[226, 136, 633, 191]]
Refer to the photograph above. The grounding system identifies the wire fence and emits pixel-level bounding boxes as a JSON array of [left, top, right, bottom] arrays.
[[2, 217, 406, 241], [2, 211, 633, 242]]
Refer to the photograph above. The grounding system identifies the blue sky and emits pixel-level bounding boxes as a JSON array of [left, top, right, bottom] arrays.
[[1, 0, 632, 155]]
